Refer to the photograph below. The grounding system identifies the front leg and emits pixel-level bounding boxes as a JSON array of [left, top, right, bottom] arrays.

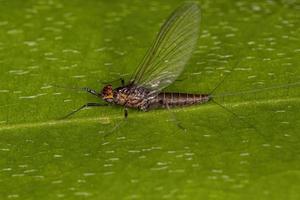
[[61, 103, 107, 119], [82, 87, 99, 97]]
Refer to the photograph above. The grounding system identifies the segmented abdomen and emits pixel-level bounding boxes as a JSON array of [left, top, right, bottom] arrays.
[[152, 92, 211, 108], [114, 86, 211, 111]]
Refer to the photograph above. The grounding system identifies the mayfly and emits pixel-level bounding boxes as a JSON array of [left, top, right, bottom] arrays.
[[63, 2, 211, 119], [61, 2, 299, 122]]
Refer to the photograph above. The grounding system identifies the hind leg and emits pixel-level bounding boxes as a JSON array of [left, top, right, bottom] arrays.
[[165, 103, 186, 131], [103, 107, 128, 137]]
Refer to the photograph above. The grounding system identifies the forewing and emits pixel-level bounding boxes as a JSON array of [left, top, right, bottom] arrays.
[[130, 2, 200, 93]]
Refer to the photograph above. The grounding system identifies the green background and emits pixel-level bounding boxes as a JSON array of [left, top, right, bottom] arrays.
[[0, 0, 299, 199]]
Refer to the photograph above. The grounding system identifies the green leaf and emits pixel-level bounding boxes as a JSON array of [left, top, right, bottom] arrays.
[[0, 0, 299, 199]]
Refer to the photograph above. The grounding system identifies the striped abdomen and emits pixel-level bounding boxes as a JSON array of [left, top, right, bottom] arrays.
[[151, 92, 211, 108]]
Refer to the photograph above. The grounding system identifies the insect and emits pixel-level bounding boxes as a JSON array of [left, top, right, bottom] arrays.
[[61, 2, 300, 122], [63, 2, 212, 119]]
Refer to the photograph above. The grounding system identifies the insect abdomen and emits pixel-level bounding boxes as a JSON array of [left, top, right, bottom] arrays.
[[157, 92, 211, 108]]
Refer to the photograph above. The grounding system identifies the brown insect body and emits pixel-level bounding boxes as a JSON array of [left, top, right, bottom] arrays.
[[97, 3, 208, 115], [108, 84, 211, 111], [61, 3, 213, 119], [155, 92, 211, 109]]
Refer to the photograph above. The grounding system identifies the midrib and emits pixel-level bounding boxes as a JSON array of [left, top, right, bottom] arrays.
[[0, 97, 298, 132]]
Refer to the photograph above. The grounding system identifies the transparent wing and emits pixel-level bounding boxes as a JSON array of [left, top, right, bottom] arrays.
[[130, 2, 200, 93]]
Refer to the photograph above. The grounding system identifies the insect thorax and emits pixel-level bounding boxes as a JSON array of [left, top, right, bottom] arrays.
[[113, 85, 155, 110]]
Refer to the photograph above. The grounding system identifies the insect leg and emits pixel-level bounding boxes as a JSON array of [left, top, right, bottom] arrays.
[[53, 84, 100, 97], [124, 107, 128, 118], [165, 103, 186, 131], [103, 107, 128, 137], [102, 78, 125, 86], [61, 103, 107, 119], [81, 87, 99, 97], [121, 78, 125, 86]]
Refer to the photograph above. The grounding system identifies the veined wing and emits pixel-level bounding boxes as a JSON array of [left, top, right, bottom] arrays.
[[130, 2, 200, 93]]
